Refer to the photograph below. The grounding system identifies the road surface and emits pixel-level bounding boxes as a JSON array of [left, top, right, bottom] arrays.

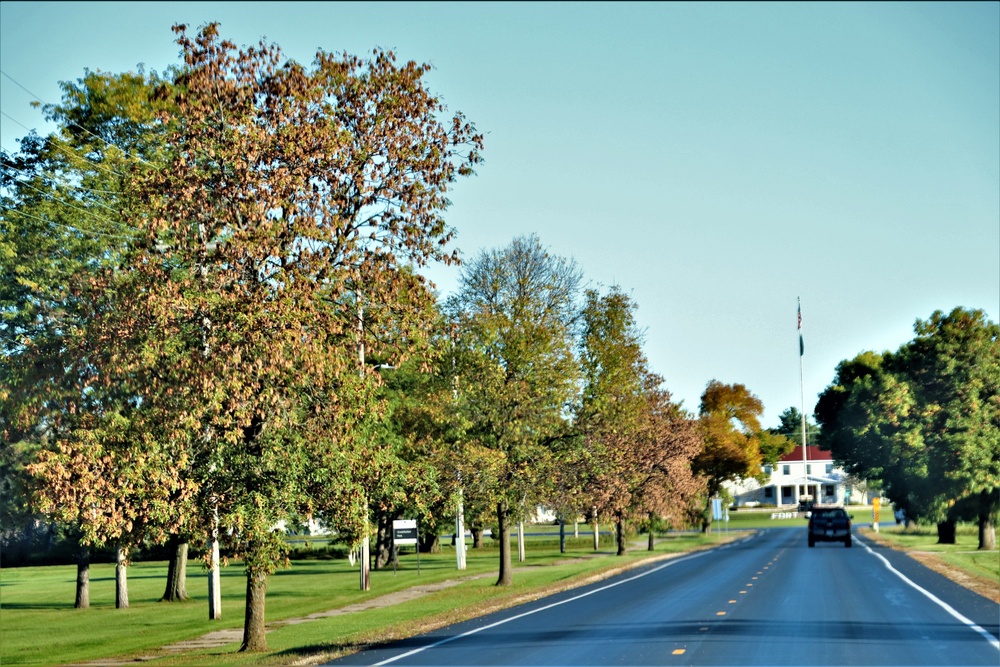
[[329, 527, 1000, 666]]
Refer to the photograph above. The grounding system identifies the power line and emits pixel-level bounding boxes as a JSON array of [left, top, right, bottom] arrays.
[[1, 110, 125, 180], [1, 204, 138, 242], [1, 68, 155, 167]]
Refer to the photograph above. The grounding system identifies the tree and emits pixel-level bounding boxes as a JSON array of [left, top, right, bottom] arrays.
[[574, 286, 702, 555], [19, 22, 482, 651], [693, 381, 788, 532], [772, 406, 819, 449], [815, 308, 999, 548], [1, 67, 178, 608], [446, 235, 581, 585]]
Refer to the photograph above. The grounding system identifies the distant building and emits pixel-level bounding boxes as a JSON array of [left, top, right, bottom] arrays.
[[724, 445, 863, 507]]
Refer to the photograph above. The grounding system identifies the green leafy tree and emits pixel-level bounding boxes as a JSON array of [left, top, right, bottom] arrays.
[[1, 67, 178, 608], [771, 406, 819, 450], [817, 308, 999, 547], [446, 235, 581, 585]]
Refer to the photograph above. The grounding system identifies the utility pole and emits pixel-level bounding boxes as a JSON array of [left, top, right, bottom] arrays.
[[358, 298, 370, 591], [452, 326, 466, 570], [208, 497, 222, 619]]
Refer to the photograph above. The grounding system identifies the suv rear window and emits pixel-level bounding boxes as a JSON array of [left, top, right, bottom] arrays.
[[812, 508, 847, 519]]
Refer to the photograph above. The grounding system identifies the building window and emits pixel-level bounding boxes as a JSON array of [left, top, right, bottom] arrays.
[[782, 486, 792, 497], [763, 465, 773, 475], [783, 465, 790, 475], [764, 487, 773, 498], [825, 485, 835, 496], [826, 464, 834, 474], [806, 464, 812, 474]]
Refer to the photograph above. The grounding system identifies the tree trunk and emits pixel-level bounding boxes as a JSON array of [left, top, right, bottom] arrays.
[[495, 502, 513, 586], [615, 515, 627, 556], [115, 545, 129, 609], [559, 515, 566, 554], [239, 569, 268, 652], [978, 490, 997, 550], [471, 525, 484, 549], [419, 531, 440, 553], [373, 512, 392, 570], [936, 519, 957, 545], [648, 529, 655, 551], [75, 545, 90, 609], [979, 519, 996, 551], [162, 538, 190, 601]]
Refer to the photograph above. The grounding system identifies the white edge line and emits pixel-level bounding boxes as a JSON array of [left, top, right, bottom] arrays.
[[860, 539, 1000, 650], [371, 536, 754, 666]]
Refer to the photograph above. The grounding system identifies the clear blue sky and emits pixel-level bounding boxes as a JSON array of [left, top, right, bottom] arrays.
[[2, 1, 998, 427]]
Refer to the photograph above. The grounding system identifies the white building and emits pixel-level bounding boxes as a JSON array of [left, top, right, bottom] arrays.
[[725, 445, 859, 507]]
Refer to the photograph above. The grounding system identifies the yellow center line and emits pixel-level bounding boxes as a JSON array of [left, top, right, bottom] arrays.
[[672, 649, 686, 655]]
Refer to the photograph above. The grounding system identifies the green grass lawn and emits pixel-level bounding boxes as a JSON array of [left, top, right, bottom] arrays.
[[1, 531, 729, 666], [865, 523, 1000, 585]]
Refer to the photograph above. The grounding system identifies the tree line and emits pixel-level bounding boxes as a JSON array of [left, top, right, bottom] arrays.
[[0, 23, 794, 653], [815, 307, 999, 549]]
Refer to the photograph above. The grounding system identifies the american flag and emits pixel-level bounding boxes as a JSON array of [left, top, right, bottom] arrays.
[[797, 300, 804, 356]]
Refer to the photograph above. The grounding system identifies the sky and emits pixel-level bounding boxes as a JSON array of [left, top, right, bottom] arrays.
[[2, 1, 998, 427]]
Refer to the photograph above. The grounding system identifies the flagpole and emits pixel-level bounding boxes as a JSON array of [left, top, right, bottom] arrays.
[[798, 298, 807, 471]]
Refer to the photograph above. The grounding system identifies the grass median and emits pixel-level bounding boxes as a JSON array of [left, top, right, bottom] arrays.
[[1, 531, 742, 666]]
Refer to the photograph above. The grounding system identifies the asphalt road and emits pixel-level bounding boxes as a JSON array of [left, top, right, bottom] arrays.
[[329, 528, 1000, 666]]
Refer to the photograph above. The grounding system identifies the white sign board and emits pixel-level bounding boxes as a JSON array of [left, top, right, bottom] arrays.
[[392, 519, 418, 546]]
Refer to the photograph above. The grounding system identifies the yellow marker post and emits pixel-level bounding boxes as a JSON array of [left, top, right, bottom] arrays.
[[873, 497, 881, 532]]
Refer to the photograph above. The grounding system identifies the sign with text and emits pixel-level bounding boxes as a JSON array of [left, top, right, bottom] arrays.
[[392, 519, 418, 546], [711, 498, 723, 521]]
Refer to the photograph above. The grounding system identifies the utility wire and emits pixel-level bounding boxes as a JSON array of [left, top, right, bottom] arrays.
[[1, 68, 155, 167], [15, 178, 119, 216], [1, 184, 135, 236], [1, 204, 138, 242], [2, 110, 124, 179]]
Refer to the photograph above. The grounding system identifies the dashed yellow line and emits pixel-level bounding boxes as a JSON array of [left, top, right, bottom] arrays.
[[672, 649, 686, 655]]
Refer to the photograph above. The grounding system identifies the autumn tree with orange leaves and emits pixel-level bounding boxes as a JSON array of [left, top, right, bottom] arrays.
[[23, 22, 481, 652], [693, 381, 792, 532]]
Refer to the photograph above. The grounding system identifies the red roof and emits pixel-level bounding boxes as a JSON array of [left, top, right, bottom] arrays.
[[779, 445, 831, 462]]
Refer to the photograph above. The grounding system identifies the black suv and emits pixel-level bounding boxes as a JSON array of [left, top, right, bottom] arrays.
[[807, 505, 852, 547]]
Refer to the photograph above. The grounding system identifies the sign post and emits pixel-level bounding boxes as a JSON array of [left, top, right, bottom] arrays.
[[392, 519, 419, 575], [872, 497, 881, 533]]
